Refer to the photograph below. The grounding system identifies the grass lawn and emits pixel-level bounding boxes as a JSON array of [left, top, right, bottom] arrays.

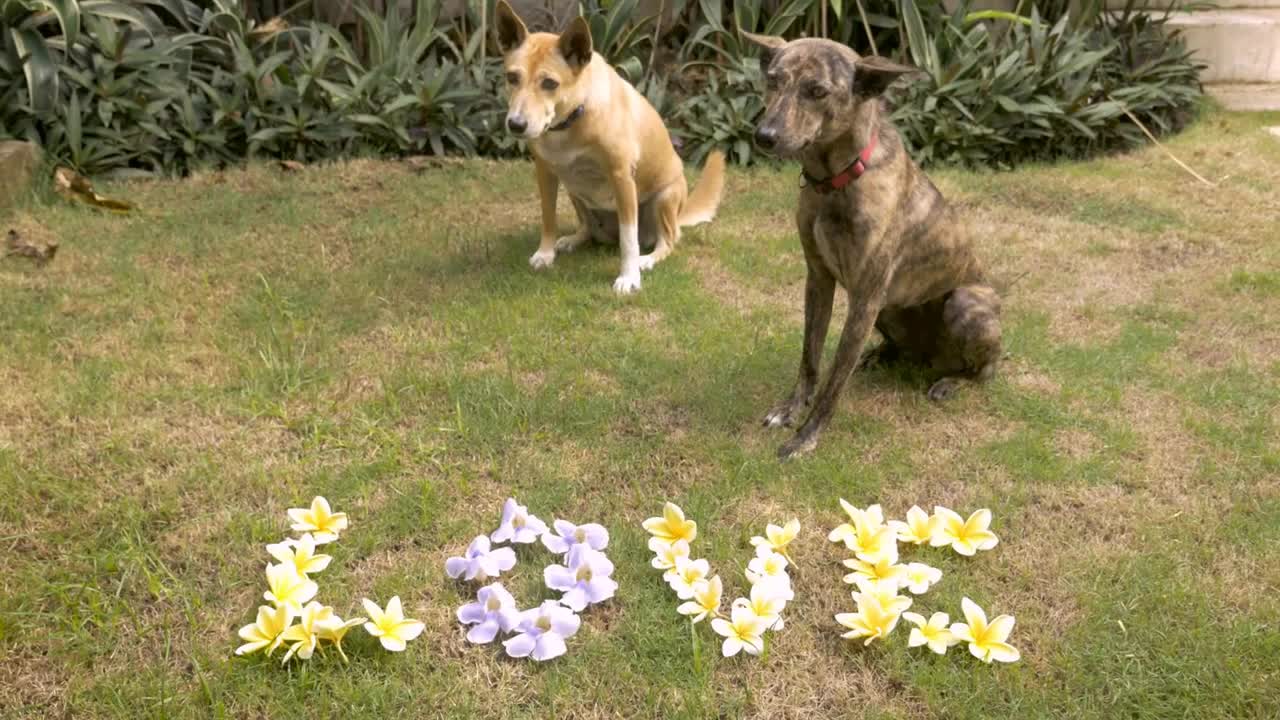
[[2, 108, 1279, 719]]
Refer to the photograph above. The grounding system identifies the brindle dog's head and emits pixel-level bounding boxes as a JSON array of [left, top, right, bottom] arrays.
[[742, 33, 916, 156], [494, 0, 593, 140]]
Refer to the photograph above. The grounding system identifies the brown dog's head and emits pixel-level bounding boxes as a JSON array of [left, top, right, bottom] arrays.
[[494, 1, 594, 140], [742, 34, 915, 156]]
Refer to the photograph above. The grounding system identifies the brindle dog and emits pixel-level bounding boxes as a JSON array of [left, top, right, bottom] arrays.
[[744, 33, 1003, 460]]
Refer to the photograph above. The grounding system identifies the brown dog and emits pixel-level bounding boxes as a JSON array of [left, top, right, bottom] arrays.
[[495, 1, 726, 294], [744, 34, 1003, 460]]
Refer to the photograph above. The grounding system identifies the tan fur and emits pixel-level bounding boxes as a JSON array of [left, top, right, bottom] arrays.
[[495, 1, 725, 294]]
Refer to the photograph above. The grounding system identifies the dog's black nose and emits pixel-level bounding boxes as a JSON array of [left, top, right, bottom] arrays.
[[755, 126, 778, 150], [506, 116, 527, 135]]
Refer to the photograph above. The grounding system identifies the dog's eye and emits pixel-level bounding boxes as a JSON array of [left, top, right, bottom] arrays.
[[808, 85, 828, 100], [541, 78, 560, 91], [506, 72, 520, 85]]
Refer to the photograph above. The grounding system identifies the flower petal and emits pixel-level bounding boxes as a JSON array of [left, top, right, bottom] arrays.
[[531, 633, 567, 661], [466, 619, 501, 644], [457, 601, 487, 625], [380, 635, 408, 652], [987, 641, 1021, 663], [445, 557, 469, 579], [396, 620, 425, 642], [721, 637, 743, 657], [503, 632, 536, 658], [544, 565, 575, 591]]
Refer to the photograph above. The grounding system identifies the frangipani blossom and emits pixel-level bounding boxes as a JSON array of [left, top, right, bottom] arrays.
[[263, 562, 318, 612], [677, 576, 723, 623], [490, 498, 548, 545], [642, 502, 697, 544], [711, 605, 769, 657], [836, 592, 901, 646], [903, 562, 943, 595], [749, 518, 800, 560], [903, 611, 959, 655], [889, 505, 938, 546], [235, 604, 294, 657], [503, 600, 580, 661], [280, 601, 333, 663], [930, 507, 999, 556], [287, 496, 348, 543], [829, 501, 896, 563], [445, 535, 517, 581], [362, 596, 426, 652], [317, 613, 365, 663], [266, 534, 332, 577], [950, 597, 1020, 663], [542, 519, 609, 555], [745, 548, 791, 588], [666, 557, 711, 599], [544, 546, 617, 611], [842, 554, 908, 588], [649, 537, 691, 571], [732, 580, 790, 631], [851, 576, 913, 614], [456, 583, 521, 644]]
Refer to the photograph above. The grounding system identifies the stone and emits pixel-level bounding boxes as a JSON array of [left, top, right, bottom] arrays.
[[1205, 83, 1280, 112], [0, 141, 42, 211]]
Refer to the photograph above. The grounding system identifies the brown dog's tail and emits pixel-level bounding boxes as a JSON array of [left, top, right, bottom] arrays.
[[678, 150, 726, 227]]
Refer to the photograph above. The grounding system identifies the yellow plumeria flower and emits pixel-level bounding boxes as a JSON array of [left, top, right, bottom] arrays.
[[642, 502, 697, 544], [235, 604, 294, 657], [267, 533, 332, 577], [649, 537, 691, 571], [732, 580, 791, 631], [676, 575, 723, 623], [362, 596, 426, 652], [836, 591, 901, 645], [280, 601, 333, 663], [851, 576, 913, 614], [749, 518, 800, 561], [263, 562, 318, 613], [710, 605, 770, 657], [903, 611, 959, 654], [828, 501, 896, 563], [930, 507, 999, 556], [903, 562, 942, 595], [317, 613, 366, 663], [287, 496, 349, 544], [951, 597, 1020, 663], [889, 505, 938, 545], [665, 557, 711, 599], [745, 547, 791, 587], [842, 554, 908, 587]]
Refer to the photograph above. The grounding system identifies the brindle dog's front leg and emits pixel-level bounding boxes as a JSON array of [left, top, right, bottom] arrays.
[[778, 270, 890, 460], [764, 258, 835, 428]]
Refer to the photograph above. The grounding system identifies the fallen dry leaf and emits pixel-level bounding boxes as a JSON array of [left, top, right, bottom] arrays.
[[53, 167, 136, 214], [278, 160, 305, 172], [4, 228, 58, 266]]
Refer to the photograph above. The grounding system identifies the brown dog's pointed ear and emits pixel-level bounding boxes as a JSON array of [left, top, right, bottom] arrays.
[[558, 15, 593, 70], [853, 56, 918, 96], [495, 0, 528, 54], [741, 30, 786, 68]]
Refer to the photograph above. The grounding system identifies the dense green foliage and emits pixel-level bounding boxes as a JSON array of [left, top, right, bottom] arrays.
[[0, 0, 1204, 175]]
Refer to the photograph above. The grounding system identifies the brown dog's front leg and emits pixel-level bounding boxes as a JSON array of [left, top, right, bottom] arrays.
[[764, 263, 835, 428], [778, 281, 887, 460], [529, 157, 560, 270]]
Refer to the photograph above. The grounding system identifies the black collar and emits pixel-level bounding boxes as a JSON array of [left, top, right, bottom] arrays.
[[549, 105, 585, 132]]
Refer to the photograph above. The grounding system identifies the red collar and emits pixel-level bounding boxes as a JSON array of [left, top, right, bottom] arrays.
[[802, 133, 878, 193]]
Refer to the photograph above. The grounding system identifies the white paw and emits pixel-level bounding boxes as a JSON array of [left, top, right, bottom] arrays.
[[554, 233, 585, 253], [637, 254, 657, 272], [613, 273, 642, 295], [529, 249, 556, 269]]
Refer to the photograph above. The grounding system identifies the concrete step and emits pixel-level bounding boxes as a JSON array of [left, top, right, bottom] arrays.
[[1204, 82, 1280, 111], [1166, 9, 1280, 83], [1107, 1, 1280, 9]]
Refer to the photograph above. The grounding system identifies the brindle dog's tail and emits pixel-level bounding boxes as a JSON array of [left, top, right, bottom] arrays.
[[678, 150, 726, 227]]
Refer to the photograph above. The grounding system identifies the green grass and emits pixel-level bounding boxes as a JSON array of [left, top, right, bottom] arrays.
[[3, 110, 1280, 718]]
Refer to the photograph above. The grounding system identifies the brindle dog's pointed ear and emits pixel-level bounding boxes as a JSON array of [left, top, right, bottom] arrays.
[[853, 56, 918, 96], [740, 30, 786, 68], [558, 15, 594, 70], [495, 0, 528, 54]]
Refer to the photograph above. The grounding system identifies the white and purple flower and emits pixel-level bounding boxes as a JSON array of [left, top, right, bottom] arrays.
[[541, 519, 609, 555], [445, 535, 517, 581], [502, 600, 581, 661], [490, 498, 548, 545], [544, 545, 618, 611], [456, 583, 521, 644]]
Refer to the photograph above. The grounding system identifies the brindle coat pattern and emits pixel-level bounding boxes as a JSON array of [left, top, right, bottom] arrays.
[[745, 34, 1002, 460]]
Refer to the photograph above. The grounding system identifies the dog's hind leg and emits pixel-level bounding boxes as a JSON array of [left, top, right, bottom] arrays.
[[638, 184, 682, 272], [554, 196, 594, 253], [927, 284, 1002, 402]]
